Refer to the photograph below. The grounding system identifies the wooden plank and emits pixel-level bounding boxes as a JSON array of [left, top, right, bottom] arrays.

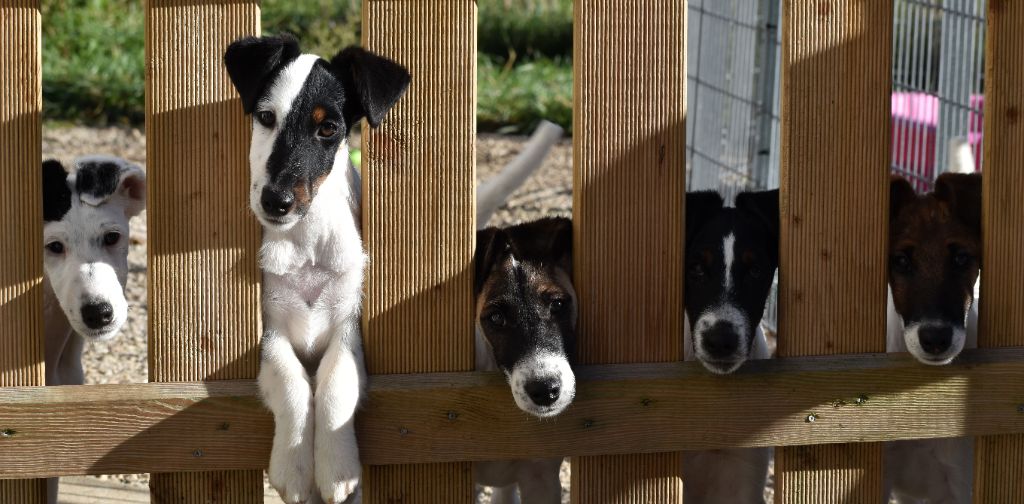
[[360, 1, 476, 502], [144, 1, 262, 501], [572, 0, 687, 501], [776, 0, 893, 502], [975, 0, 1024, 501], [0, 0, 46, 500], [5, 351, 1024, 478]]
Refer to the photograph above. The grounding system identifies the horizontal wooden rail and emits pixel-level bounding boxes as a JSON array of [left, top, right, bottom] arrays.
[[1, 349, 1024, 478]]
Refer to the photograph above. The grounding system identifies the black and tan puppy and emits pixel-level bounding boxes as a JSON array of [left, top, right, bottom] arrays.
[[473, 217, 576, 504]]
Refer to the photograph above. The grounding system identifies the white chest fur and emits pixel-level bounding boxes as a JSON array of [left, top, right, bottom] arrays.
[[260, 160, 366, 360]]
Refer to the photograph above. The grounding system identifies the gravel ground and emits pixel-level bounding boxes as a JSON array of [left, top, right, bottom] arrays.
[[45, 126, 774, 503]]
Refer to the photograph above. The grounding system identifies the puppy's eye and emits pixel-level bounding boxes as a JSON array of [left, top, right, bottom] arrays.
[[688, 263, 705, 279], [45, 241, 64, 254], [102, 231, 121, 246], [487, 311, 507, 327], [317, 123, 338, 138], [255, 110, 275, 128], [892, 253, 912, 273], [550, 298, 567, 314], [749, 266, 762, 279], [953, 251, 971, 268]]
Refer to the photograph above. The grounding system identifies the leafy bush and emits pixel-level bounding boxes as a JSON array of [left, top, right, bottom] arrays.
[[39, 0, 574, 134], [479, 0, 573, 63], [262, 0, 360, 56], [478, 55, 572, 134], [42, 0, 145, 124]]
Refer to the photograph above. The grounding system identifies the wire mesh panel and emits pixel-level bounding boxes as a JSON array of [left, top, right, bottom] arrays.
[[687, 0, 778, 202], [891, 0, 986, 190]]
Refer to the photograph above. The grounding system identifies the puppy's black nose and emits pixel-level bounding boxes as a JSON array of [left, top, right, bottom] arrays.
[[702, 322, 740, 359], [525, 378, 560, 407], [261, 187, 295, 217], [919, 326, 953, 355], [81, 302, 114, 329]]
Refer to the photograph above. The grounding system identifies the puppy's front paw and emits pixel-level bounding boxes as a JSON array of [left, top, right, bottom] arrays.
[[269, 441, 315, 504], [316, 445, 361, 503]]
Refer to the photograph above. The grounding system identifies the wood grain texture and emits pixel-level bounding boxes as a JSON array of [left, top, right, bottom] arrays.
[[975, 0, 1024, 500], [4, 351, 1024, 478], [145, 1, 262, 501], [572, 0, 686, 502], [572, 453, 681, 504], [0, 0, 43, 391], [0, 0, 46, 500], [776, 1, 892, 502], [360, 1, 476, 502], [775, 443, 883, 504]]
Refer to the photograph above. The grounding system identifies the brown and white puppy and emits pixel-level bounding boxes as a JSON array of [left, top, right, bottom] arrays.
[[888, 172, 981, 365], [885, 172, 981, 504], [473, 217, 575, 504]]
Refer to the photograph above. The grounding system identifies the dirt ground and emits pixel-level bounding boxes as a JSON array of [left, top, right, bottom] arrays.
[[43, 126, 773, 503]]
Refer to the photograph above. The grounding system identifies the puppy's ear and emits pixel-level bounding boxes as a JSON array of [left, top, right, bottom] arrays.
[[736, 189, 779, 246], [330, 46, 411, 128], [115, 164, 147, 218], [224, 35, 302, 113], [547, 217, 573, 275], [890, 175, 917, 224], [42, 159, 72, 222], [685, 191, 724, 245], [475, 227, 507, 295], [73, 157, 147, 217], [934, 172, 982, 237]]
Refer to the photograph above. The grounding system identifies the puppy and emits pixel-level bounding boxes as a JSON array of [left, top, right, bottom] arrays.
[[224, 35, 410, 503], [885, 172, 981, 504], [41, 156, 146, 503], [473, 217, 576, 504], [888, 173, 981, 365], [682, 190, 778, 504]]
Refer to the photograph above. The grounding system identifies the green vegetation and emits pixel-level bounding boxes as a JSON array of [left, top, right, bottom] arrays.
[[40, 0, 573, 134], [479, 0, 573, 63], [42, 0, 145, 124], [479, 56, 572, 135]]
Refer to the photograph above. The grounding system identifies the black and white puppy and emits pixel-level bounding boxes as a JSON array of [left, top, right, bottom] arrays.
[[684, 190, 778, 375], [224, 35, 410, 504], [682, 189, 778, 504], [41, 156, 146, 504], [474, 217, 576, 503]]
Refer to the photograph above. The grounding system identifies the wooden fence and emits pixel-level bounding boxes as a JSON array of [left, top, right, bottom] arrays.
[[1, 0, 1023, 502]]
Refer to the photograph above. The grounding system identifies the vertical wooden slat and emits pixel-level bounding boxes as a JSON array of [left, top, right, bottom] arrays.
[[360, 1, 476, 502], [571, 1, 686, 502], [975, 0, 1024, 501], [145, 1, 263, 501], [0, 0, 46, 500], [775, 1, 892, 502]]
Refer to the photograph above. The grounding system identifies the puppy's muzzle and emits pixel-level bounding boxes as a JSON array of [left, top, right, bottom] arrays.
[[918, 325, 953, 356], [81, 301, 114, 330], [260, 186, 296, 218], [701, 321, 741, 360], [524, 377, 561, 407], [510, 353, 576, 418]]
